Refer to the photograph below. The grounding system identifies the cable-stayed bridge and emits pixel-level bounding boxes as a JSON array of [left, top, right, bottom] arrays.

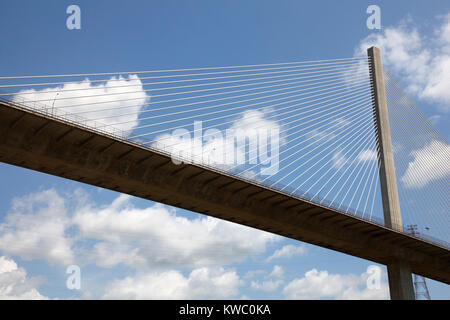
[[0, 47, 448, 299]]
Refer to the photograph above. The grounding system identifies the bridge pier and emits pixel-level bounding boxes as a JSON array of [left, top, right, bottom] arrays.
[[368, 46, 415, 300], [387, 261, 415, 300]]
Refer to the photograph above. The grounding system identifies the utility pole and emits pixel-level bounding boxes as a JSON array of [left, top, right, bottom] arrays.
[[367, 46, 415, 300]]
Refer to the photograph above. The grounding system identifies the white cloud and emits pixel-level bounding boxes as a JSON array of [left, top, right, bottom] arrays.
[[0, 256, 47, 300], [282, 268, 388, 300], [228, 109, 285, 146], [269, 265, 284, 278], [331, 150, 347, 170], [0, 189, 282, 298], [13, 75, 150, 134], [0, 189, 74, 266], [330, 148, 377, 173], [266, 244, 306, 262], [73, 194, 279, 269], [102, 267, 241, 299], [356, 14, 450, 112], [248, 265, 285, 292], [0, 188, 278, 270], [0, 187, 279, 274], [357, 149, 377, 162], [243, 269, 265, 279], [251, 279, 283, 292], [401, 140, 450, 188]]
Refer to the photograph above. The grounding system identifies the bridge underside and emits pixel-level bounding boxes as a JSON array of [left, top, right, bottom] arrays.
[[0, 101, 449, 285]]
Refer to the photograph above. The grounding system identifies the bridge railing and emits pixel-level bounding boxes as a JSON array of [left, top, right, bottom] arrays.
[[265, 176, 450, 249], [0, 92, 130, 141]]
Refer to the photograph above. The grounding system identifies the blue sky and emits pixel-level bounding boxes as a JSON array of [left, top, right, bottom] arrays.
[[0, 0, 449, 299]]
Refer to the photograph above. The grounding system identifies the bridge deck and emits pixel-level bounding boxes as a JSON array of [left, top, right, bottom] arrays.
[[0, 101, 449, 284]]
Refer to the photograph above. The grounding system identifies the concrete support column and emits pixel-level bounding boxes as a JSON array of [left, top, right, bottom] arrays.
[[367, 46, 415, 300], [387, 261, 416, 300]]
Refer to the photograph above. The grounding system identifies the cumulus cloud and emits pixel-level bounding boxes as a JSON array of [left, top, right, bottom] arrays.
[[73, 194, 279, 269], [266, 244, 306, 262], [282, 268, 389, 300], [0, 187, 395, 300], [0, 256, 47, 300], [13, 75, 150, 134], [0, 189, 74, 266], [356, 14, 450, 112], [401, 140, 450, 188], [102, 267, 241, 299], [0, 189, 279, 271], [0, 189, 283, 298], [248, 265, 285, 292], [269, 265, 284, 278], [251, 279, 283, 292], [243, 269, 265, 279]]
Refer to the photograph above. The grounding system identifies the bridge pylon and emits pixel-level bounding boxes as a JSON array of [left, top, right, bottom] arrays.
[[367, 46, 415, 300]]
